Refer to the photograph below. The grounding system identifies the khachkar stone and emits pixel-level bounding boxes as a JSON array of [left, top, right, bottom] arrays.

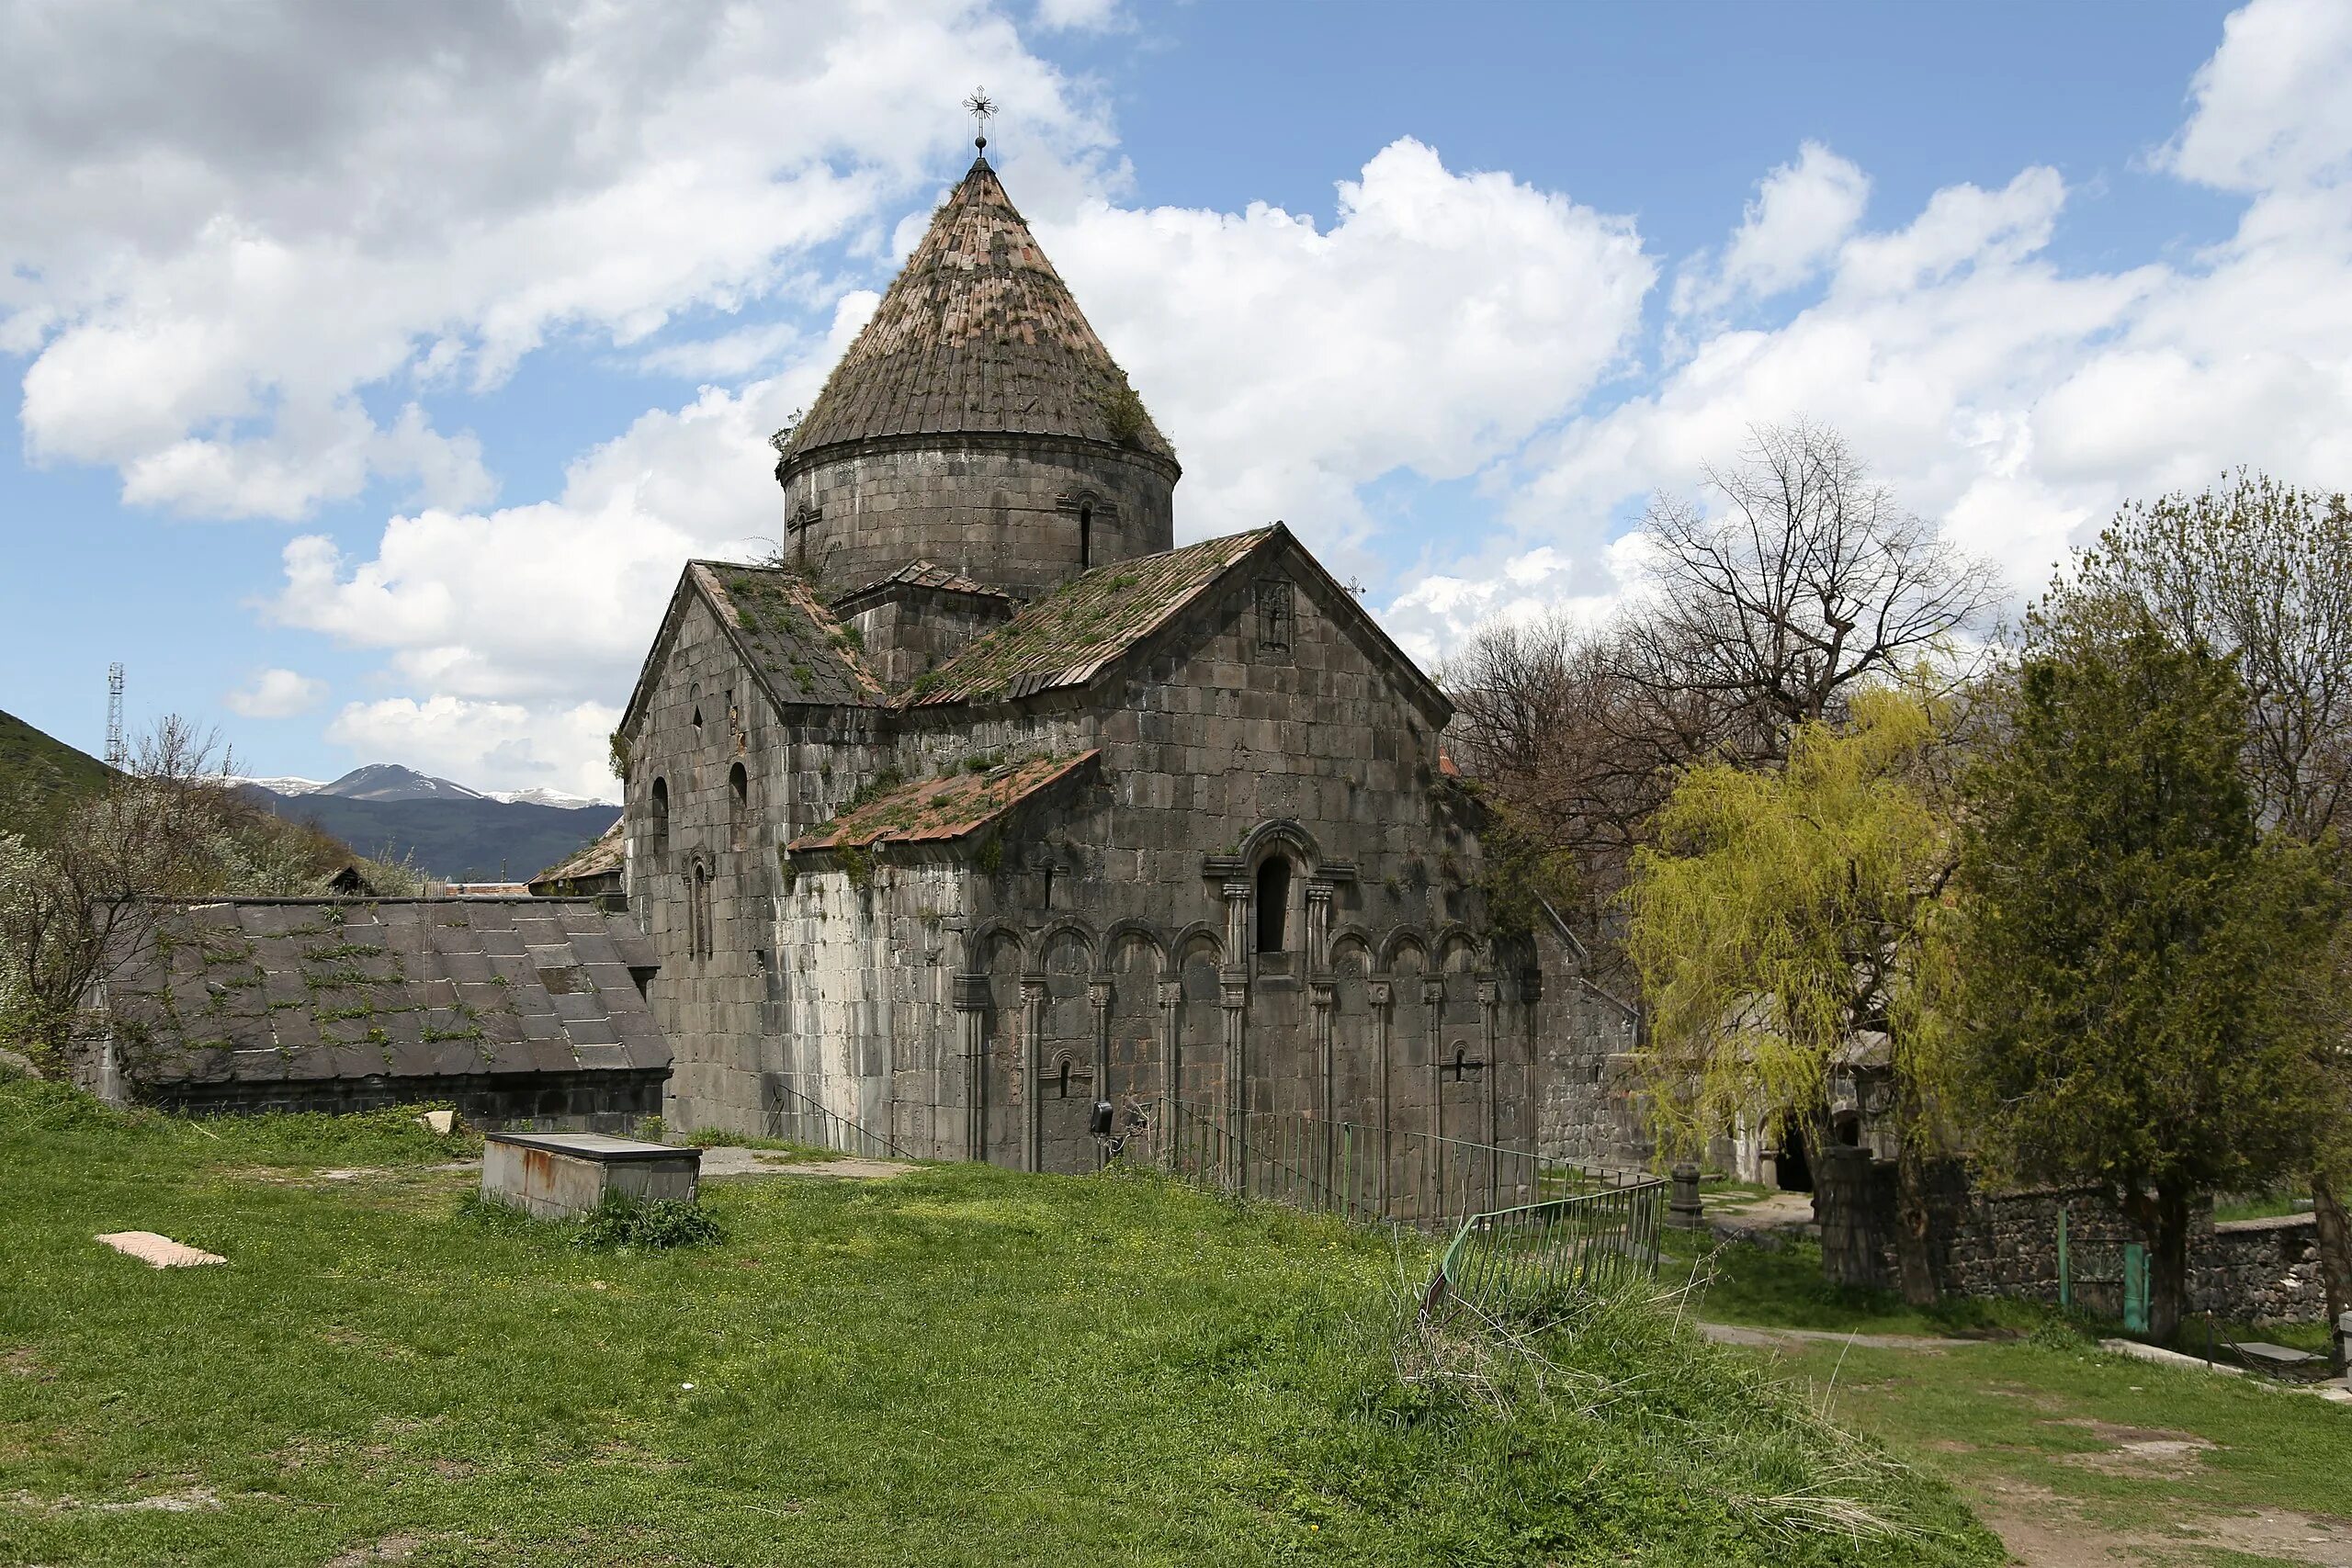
[[774, 152, 1180, 601]]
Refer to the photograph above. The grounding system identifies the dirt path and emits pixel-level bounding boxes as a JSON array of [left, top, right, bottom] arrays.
[[695, 1147, 914, 1180]]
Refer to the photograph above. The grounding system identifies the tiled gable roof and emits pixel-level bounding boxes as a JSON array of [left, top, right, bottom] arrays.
[[529, 819, 622, 888], [780, 157, 1174, 466], [696, 562, 885, 707], [100, 898, 667, 1089], [904, 528, 1274, 706], [788, 752, 1098, 852], [832, 558, 1012, 611]]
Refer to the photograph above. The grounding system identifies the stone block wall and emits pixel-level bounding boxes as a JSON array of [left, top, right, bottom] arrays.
[[1825, 1157, 2331, 1325], [780, 434, 1177, 602], [626, 535, 1589, 1173]]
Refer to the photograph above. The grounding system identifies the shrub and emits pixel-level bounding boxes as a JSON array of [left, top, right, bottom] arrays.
[[571, 1193, 722, 1251]]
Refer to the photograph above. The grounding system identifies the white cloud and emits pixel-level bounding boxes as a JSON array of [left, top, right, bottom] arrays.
[[1043, 138, 1655, 569], [2164, 0, 2352, 191], [1422, 0, 2352, 649], [224, 668, 328, 719], [3, 0, 1118, 519], [1035, 0, 1123, 31], [1672, 141, 1870, 319]]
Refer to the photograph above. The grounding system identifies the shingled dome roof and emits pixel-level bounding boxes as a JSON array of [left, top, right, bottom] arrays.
[[780, 156, 1174, 466]]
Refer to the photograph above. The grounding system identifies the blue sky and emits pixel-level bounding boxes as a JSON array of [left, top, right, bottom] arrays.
[[5, 0, 2344, 802]]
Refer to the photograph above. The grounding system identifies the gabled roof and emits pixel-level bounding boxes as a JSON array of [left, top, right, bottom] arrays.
[[788, 752, 1098, 852], [697, 562, 885, 705], [779, 156, 1174, 468], [622, 560, 885, 736], [97, 897, 667, 1089], [529, 819, 622, 890], [831, 558, 1013, 615], [905, 529, 1274, 706]]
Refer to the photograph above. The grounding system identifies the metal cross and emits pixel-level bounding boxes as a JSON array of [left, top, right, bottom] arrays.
[[963, 87, 998, 152]]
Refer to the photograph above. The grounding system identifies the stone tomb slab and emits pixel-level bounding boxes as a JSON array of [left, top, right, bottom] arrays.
[[481, 1131, 702, 1220], [96, 1232, 226, 1269]]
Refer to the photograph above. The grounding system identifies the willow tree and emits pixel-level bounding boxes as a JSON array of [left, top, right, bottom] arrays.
[[1627, 684, 1962, 1301]]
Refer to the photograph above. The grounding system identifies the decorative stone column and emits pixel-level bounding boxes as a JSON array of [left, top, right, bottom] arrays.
[[1219, 880, 1252, 1189], [1478, 976, 1501, 1208], [1308, 978, 1337, 1198], [1087, 978, 1113, 1169], [1367, 977, 1392, 1216], [1423, 976, 1448, 1220], [954, 973, 991, 1163], [1304, 880, 1334, 973], [1019, 973, 1047, 1174], [1156, 977, 1182, 1108]]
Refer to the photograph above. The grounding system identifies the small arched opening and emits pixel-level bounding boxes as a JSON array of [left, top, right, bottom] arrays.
[[1079, 502, 1093, 570], [728, 761, 749, 850], [1255, 854, 1292, 953], [650, 776, 671, 852]]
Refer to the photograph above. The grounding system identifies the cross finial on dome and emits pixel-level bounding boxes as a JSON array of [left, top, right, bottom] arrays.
[[963, 87, 997, 154]]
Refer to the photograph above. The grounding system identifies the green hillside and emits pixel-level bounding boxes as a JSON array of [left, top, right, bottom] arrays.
[[0, 707, 113, 840]]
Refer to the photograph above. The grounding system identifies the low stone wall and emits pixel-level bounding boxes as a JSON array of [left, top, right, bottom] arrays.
[[138, 1068, 667, 1134], [2193, 1213, 2327, 1325], [1824, 1156, 2328, 1325]]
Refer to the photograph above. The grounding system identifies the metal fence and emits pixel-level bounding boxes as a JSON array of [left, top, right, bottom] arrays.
[[1122, 1097, 1657, 1233], [760, 1081, 907, 1160], [1423, 1181, 1667, 1319]]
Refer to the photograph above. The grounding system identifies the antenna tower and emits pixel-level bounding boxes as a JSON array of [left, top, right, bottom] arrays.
[[105, 663, 126, 770]]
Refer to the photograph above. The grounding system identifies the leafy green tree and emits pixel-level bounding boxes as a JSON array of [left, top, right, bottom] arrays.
[[1955, 611, 2339, 1341], [1627, 683, 1962, 1301], [2056, 472, 2352, 1359]]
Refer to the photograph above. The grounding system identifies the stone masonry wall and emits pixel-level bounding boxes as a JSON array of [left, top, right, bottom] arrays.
[[1829, 1157, 2331, 1325], [627, 540, 1594, 1172], [782, 434, 1176, 602]]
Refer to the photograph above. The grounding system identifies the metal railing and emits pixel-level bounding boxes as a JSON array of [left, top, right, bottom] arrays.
[[760, 1080, 906, 1160], [1123, 1097, 1651, 1234], [1424, 1180, 1667, 1320]]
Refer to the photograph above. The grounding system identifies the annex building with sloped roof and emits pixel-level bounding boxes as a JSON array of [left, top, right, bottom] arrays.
[[615, 151, 1626, 1171]]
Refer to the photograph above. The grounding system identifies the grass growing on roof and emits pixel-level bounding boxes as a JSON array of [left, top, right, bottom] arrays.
[[0, 1072, 1997, 1567]]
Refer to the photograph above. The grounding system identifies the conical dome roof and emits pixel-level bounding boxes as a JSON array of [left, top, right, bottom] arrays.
[[780, 157, 1174, 467]]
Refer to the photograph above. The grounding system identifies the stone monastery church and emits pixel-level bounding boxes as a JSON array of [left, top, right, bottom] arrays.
[[616, 150, 1623, 1170]]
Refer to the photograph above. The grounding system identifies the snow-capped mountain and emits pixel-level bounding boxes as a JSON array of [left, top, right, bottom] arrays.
[[229, 773, 328, 796], [486, 787, 610, 808], [229, 762, 619, 880], [312, 763, 487, 803]]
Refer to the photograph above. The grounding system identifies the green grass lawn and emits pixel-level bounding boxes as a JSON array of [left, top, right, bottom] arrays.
[[1658, 1221, 2352, 1564], [0, 1077, 1998, 1568]]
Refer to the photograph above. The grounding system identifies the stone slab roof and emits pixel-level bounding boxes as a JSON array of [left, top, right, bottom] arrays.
[[528, 819, 622, 890], [98, 898, 668, 1089], [833, 558, 1013, 611], [787, 751, 1099, 852], [780, 156, 1173, 466], [905, 528, 1275, 706], [696, 561, 885, 707]]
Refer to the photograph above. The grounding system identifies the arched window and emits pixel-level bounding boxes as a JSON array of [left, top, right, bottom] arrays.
[[1255, 855, 1291, 953], [650, 776, 670, 851], [728, 761, 749, 850], [1079, 502, 1093, 570]]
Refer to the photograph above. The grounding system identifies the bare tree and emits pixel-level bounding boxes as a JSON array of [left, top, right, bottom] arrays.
[[1444, 422, 1997, 970], [1621, 421, 2002, 761], [0, 716, 351, 1062]]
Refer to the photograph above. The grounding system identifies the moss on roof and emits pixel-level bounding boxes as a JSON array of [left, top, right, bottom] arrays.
[[788, 752, 1098, 852], [698, 563, 884, 707], [903, 528, 1273, 707], [781, 158, 1174, 466]]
